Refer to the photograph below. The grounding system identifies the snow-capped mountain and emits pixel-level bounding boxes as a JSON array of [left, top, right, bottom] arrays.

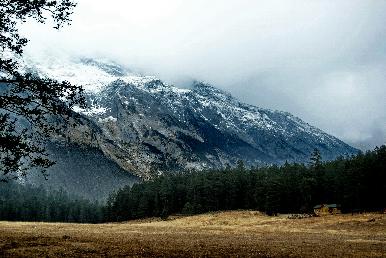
[[30, 57, 358, 179]]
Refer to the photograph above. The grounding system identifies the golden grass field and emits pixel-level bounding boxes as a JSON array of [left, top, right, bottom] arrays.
[[0, 211, 385, 257]]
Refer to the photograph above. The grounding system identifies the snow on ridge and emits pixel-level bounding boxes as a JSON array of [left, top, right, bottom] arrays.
[[120, 75, 159, 88], [21, 55, 343, 146], [21, 55, 193, 97], [22, 56, 118, 92], [99, 116, 117, 123], [21, 55, 155, 93], [72, 105, 108, 116]]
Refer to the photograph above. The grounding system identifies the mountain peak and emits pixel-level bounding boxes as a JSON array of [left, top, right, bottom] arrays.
[[192, 81, 231, 98], [79, 58, 130, 77], [28, 56, 358, 178]]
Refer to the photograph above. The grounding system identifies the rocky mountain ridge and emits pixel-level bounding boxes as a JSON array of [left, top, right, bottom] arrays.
[[28, 57, 358, 179]]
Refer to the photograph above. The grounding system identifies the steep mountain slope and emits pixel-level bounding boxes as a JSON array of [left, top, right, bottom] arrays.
[[29, 57, 358, 179], [25, 142, 138, 200]]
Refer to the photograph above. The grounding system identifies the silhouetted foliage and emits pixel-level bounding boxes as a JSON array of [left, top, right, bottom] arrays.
[[0, 0, 85, 181]]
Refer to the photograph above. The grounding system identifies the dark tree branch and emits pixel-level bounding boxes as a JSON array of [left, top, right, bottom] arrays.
[[0, 0, 84, 181]]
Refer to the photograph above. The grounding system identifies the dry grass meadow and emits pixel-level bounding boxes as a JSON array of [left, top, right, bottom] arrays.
[[0, 211, 385, 257]]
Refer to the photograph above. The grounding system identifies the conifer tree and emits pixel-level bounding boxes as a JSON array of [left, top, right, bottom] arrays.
[[310, 148, 322, 169]]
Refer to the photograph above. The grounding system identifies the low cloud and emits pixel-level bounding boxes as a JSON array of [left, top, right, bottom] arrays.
[[21, 0, 386, 150]]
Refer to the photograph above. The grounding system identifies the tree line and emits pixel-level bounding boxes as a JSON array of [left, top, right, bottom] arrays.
[[0, 146, 385, 223], [0, 183, 103, 223], [107, 146, 385, 220]]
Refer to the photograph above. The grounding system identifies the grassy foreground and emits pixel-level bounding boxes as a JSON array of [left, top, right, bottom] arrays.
[[0, 211, 385, 257]]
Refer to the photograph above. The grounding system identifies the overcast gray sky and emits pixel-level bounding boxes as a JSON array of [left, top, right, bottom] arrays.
[[21, 0, 386, 150]]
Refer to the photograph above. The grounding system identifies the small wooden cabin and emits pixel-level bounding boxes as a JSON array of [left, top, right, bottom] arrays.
[[313, 204, 341, 216]]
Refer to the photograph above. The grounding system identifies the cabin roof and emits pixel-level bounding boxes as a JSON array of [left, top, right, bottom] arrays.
[[313, 204, 341, 209]]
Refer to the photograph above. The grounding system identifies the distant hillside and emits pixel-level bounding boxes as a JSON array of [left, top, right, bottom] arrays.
[[26, 143, 138, 200]]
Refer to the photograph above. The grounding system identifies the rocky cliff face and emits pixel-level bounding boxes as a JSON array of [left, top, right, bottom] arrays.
[[29, 57, 358, 180]]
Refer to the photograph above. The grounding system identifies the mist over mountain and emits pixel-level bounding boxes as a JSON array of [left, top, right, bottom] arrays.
[[21, 1, 386, 151], [24, 57, 358, 187]]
